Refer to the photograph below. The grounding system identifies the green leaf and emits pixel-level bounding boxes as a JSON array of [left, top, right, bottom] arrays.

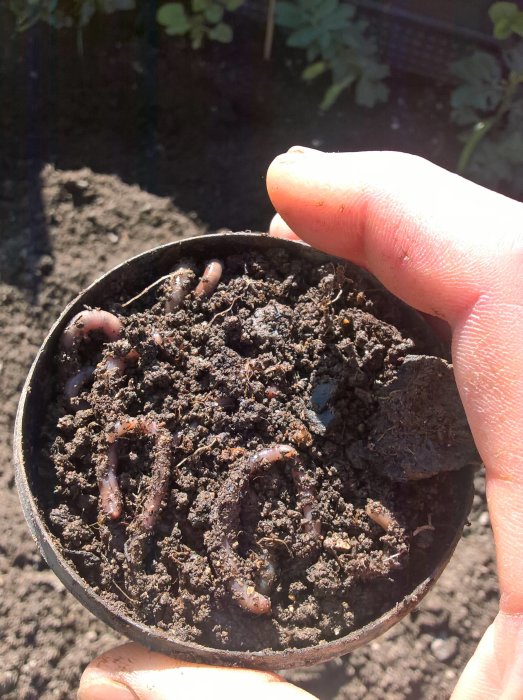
[[320, 74, 356, 110], [451, 51, 502, 86], [204, 2, 223, 23], [157, 2, 190, 32], [450, 83, 503, 114], [320, 82, 347, 110], [302, 60, 328, 80], [208, 21, 233, 42], [287, 25, 322, 47], [355, 76, 389, 107], [312, 0, 337, 22], [321, 4, 355, 29], [488, 2, 519, 24], [512, 12, 523, 36], [224, 0, 242, 10], [191, 0, 207, 12], [275, 1, 305, 29], [493, 17, 513, 39], [489, 2, 523, 38]]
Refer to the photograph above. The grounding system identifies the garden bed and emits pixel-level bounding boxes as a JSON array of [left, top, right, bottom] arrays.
[[0, 10, 498, 699]]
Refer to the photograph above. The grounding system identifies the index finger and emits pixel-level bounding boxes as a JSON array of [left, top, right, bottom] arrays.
[[267, 149, 523, 614]]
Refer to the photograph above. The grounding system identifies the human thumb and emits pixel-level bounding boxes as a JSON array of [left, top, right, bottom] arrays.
[[78, 643, 317, 700]]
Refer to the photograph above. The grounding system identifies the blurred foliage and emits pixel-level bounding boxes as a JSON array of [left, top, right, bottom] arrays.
[[275, 0, 389, 110], [451, 2, 523, 194], [9, 0, 134, 32], [156, 0, 242, 48]]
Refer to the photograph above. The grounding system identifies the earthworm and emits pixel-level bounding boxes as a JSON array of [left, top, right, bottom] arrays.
[[103, 349, 140, 374], [209, 444, 298, 615], [194, 259, 223, 297], [126, 428, 173, 565], [64, 366, 95, 399], [366, 500, 396, 532], [97, 443, 122, 520], [255, 550, 278, 596], [166, 264, 195, 312], [291, 466, 322, 538], [61, 310, 122, 351], [99, 418, 171, 531]]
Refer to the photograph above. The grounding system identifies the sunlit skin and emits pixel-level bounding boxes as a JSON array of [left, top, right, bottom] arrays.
[[78, 150, 523, 700]]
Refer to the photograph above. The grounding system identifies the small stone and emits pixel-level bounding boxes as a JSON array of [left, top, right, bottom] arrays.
[[472, 494, 482, 509], [108, 232, 119, 244], [431, 636, 458, 662], [37, 254, 54, 276], [478, 511, 490, 527]]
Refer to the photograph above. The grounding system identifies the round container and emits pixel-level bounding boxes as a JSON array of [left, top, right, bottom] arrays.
[[14, 232, 474, 670]]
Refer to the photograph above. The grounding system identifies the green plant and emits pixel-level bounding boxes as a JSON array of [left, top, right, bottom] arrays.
[[9, 0, 134, 32], [451, 2, 523, 193], [156, 0, 242, 49], [275, 0, 389, 110]]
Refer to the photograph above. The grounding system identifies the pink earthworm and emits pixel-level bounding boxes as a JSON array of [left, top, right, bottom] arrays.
[[103, 348, 140, 374], [99, 418, 172, 539], [97, 442, 123, 521], [209, 444, 298, 615], [166, 264, 195, 312], [194, 259, 223, 297], [64, 366, 95, 400], [365, 500, 397, 532], [61, 309, 122, 351], [291, 466, 322, 538], [255, 551, 278, 596]]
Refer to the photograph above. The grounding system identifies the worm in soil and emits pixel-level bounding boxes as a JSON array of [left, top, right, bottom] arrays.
[[99, 418, 172, 538], [61, 310, 122, 351], [291, 465, 322, 538], [255, 550, 278, 596], [211, 444, 315, 615], [64, 366, 95, 400], [194, 259, 223, 297], [166, 264, 195, 312], [365, 500, 397, 532], [103, 348, 140, 374]]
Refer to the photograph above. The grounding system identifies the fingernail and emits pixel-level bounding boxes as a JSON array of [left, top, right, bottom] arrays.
[[77, 678, 138, 700], [287, 145, 323, 155]]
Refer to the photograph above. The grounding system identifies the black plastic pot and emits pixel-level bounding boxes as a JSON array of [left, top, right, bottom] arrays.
[[14, 232, 474, 670]]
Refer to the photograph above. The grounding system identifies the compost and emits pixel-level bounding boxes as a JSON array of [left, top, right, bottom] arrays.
[[44, 246, 475, 652]]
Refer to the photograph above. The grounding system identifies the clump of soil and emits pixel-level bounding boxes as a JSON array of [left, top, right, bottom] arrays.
[[43, 245, 476, 653]]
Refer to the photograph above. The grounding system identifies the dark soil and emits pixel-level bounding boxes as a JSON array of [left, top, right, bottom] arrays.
[[44, 244, 475, 652], [0, 8, 500, 699]]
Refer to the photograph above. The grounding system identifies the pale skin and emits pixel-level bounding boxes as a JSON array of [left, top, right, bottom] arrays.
[[78, 150, 523, 700]]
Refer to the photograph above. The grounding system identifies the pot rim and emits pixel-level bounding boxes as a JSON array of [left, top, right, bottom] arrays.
[[13, 232, 474, 670]]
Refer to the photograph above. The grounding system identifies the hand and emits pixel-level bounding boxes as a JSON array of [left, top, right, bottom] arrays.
[[79, 150, 523, 699]]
